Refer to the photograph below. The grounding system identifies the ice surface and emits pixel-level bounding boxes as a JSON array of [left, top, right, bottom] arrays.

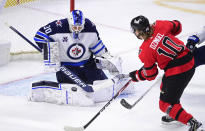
[[0, 0, 205, 131]]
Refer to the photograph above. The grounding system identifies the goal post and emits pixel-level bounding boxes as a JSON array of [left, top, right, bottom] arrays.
[[70, 0, 74, 12]]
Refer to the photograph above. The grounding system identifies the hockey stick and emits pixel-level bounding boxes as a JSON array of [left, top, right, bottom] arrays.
[[5, 23, 42, 52], [64, 79, 132, 131], [120, 77, 161, 109], [59, 65, 94, 92]]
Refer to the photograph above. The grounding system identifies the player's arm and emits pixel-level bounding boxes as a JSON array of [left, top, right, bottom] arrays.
[[34, 22, 55, 49], [129, 49, 158, 82], [129, 63, 158, 82], [186, 26, 205, 51], [88, 21, 108, 57], [167, 20, 182, 36]]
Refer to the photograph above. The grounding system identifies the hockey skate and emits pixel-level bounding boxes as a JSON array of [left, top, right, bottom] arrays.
[[188, 118, 204, 131], [162, 115, 175, 124], [161, 115, 183, 126]]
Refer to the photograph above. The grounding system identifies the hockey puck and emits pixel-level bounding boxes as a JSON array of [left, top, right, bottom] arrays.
[[71, 87, 77, 92]]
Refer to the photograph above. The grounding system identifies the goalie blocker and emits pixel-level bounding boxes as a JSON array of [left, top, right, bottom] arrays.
[[29, 76, 135, 106], [43, 42, 60, 72]]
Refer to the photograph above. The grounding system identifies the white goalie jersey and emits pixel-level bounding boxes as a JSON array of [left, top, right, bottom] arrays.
[[34, 18, 107, 67]]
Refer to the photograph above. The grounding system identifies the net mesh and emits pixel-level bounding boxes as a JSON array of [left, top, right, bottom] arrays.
[[4, 0, 36, 8]]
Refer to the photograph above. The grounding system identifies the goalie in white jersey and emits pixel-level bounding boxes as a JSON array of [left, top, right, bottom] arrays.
[[29, 10, 135, 106], [34, 10, 111, 84]]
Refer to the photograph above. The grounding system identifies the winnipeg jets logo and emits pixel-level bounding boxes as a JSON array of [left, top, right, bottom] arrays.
[[72, 47, 81, 56], [67, 43, 85, 59]]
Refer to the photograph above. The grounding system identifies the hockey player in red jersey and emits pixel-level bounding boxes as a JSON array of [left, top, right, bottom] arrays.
[[129, 15, 205, 131]]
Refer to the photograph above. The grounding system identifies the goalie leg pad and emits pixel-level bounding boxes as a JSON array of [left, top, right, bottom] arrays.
[[117, 78, 135, 95], [61, 83, 94, 106], [90, 78, 135, 102], [29, 81, 94, 106], [29, 81, 63, 104], [90, 79, 115, 102]]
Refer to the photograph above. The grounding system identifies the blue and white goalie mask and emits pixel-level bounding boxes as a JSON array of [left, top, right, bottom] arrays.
[[68, 10, 85, 39]]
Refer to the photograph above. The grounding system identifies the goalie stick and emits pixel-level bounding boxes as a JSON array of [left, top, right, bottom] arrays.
[[5, 23, 42, 52], [64, 79, 132, 131], [59, 65, 94, 92], [120, 77, 161, 109]]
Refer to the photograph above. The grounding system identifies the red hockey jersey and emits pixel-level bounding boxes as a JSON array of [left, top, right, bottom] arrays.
[[136, 20, 194, 81]]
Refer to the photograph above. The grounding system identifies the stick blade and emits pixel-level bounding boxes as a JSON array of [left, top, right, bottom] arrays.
[[120, 99, 132, 109], [64, 126, 84, 131]]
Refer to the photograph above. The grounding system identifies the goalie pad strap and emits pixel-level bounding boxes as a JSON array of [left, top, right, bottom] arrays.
[[32, 80, 58, 87]]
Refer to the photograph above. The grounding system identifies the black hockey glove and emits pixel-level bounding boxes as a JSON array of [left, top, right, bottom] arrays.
[[129, 70, 138, 82], [186, 35, 199, 52]]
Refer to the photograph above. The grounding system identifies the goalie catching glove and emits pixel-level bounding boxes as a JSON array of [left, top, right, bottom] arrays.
[[95, 52, 122, 75]]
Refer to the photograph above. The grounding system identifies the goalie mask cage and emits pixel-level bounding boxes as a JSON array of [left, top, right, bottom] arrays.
[[0, 0, 75, 62]]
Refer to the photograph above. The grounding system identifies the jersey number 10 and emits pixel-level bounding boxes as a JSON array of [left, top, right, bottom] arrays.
[[157, 36, 185, 60]]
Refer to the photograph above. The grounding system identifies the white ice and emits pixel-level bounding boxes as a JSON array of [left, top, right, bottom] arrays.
[[0, 0, 205, 131]]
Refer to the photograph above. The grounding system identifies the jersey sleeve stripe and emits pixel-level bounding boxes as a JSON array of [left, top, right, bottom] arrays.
[[143, 63, 157, 70], [173, 20, 181, 33], [89, 40, 102, 50], [137, 68, 146, 80], [34, 37, 47, 43], [169, 21, 176, 30], [144, 69, 158, 78], [93, 45, 105, 55], [37, 31, 54, 42]]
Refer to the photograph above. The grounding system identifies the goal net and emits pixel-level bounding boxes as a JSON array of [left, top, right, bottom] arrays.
[[0, 0, 71, 61]]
